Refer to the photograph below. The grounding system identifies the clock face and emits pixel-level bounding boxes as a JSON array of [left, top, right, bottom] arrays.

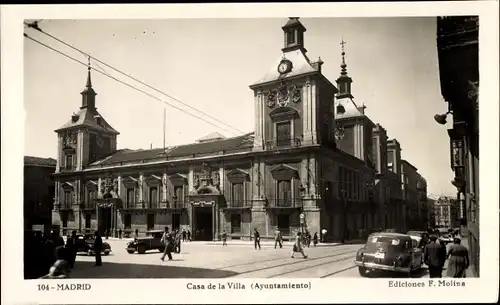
[[278, 61, 291, 74]]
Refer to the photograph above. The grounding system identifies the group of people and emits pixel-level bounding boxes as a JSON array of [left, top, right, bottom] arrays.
[[423, 235, 470, 278]]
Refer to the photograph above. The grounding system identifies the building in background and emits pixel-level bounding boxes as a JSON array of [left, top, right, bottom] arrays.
[[386, 139, 405, 232], [436, 16, 479, 276], [24, 156, 56, 232], [401, 160, 428, 231], [426, 196, 437, 228], [433, 196, 459, 229]]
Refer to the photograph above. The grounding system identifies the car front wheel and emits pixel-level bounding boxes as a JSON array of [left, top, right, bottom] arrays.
[[104, 251, 110, 256], [358, 267, 368, 277], [127, 250, 135, 254], [138, 245, 146, 254]]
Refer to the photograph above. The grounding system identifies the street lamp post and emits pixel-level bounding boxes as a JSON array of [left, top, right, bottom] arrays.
[[299, 185, 306, 235], [340, 189, 347, 244]]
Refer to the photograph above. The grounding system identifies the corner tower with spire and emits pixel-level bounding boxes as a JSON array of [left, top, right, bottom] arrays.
[[336, 39, 353, 99], [54, 58, 119, 173]]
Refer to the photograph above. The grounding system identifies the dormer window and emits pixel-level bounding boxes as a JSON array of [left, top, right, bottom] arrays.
[[71, 113, 79, 123], [336, 105, 346, 115]]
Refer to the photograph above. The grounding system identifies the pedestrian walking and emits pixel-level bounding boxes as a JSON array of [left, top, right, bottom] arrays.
[[446, 237, 469, 278], [182, 229, 187, 242], [221, 230, 228, 246], [94, 231, 103, 267], [187, 230, 191, 242], [65, 230, 78, 269], [174, 231, 181, 253], [424, 235, 446, 278], [135, 228, 139, 238], [118, 228, 122, 239], [291, 232, 308, 259], [274, 227, 283, 249], [253, 228, 261, 250], [321, 228, 327, 243], [313, 232, 318, 246], [305, 230, 311, 247], [160, 227, 173, 261]]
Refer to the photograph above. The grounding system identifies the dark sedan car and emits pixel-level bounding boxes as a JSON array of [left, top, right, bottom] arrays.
[[74, 234, 111, 256], [355, 232, 423, 277], [126, 230, 165, 254]]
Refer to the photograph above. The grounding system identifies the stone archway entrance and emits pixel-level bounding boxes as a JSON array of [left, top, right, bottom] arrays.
[[96, 174, 123, 238]]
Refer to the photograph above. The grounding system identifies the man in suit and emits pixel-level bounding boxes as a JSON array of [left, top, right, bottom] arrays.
[[160, 227, 173, 261], [424, 235, 447, 278]]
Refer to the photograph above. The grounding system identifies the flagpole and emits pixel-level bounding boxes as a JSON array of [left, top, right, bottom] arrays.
[[163, 108, 166, 150]]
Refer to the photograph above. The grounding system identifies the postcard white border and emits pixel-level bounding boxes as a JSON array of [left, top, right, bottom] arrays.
[[1, 1, 499, 304]]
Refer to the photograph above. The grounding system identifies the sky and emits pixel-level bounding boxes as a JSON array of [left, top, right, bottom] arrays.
[[23, 17, 456, 196]]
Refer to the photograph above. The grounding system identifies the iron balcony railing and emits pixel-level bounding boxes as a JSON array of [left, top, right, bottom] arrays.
[[265, 137, 301, 150], [267, 198, 303, 209], [227, 199, 252, 209]]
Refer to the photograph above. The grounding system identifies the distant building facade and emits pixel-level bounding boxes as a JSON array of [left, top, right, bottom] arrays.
[[401, 160, 428, 231], [426, 197, 437, 228], [433, 196, 459, 229], [24, 156, 56, 232]]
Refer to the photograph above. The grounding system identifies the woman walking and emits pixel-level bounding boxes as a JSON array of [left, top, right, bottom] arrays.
[[291, 232, 308, 259], [446, 237, 470, 278]]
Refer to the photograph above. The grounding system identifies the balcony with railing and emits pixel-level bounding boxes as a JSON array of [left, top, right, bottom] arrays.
[[225, 199, 252, 209], [265, 137, 301, 150], [266, 198, 303, 209]]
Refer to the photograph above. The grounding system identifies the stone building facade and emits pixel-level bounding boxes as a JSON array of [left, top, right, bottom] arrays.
[[51, 17, 428, 242], [24, 156, 57, 232]]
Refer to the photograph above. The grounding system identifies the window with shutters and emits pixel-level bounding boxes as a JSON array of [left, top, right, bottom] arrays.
[[149, 187, 158, 208], [64, 191, 72, 208], [231, 214, 241, 233], [87, 189, 97, 208], [276, 121, 292, 147], [277, 180, 292, 207], [173, 186, 184, 208], [126, 188, 134, 208], [231, 182, 244, 207], [65, 155, 74, 169]]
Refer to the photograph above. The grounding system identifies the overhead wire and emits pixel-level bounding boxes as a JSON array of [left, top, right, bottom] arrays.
[[23, 32, 240, 136], [23, 21, 246, 135]]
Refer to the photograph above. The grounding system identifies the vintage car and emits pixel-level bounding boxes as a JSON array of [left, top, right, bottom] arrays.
[[438, 234, 454, 246], [75, 233, 112, 256], [355, 232, 423, 277], [126, 230, 165, 254]]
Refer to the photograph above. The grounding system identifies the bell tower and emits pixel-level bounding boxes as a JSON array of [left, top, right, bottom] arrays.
[[336, 39, 353, 99], [54, 59, 119, 172], [282, 17, 307, 53]]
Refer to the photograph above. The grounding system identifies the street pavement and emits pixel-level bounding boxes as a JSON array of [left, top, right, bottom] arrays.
[[67, 239, 446, 279]]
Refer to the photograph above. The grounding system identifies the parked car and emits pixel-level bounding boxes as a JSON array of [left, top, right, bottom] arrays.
[[354, 232, 423, 277], [75, 233, 111, 256], [126, 230, 165, 254], [438, 234, 454, 246]]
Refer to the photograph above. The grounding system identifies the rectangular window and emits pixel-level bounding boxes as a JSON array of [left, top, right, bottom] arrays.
[[173, 186, 184, 208], [172, 213, 181, 230], [276, 121, 292, 147], [147, 214, 155, 230], [87, 190, 96, 208], [277, 180, 292, 207], [286, 30, 295, 44], [231, 182, 244, 207], [64, 191, 71, 208], [124, 214, 132, 229], [230, 214, 241, 233], [65, 155, 73, 169], [85, 214, 91, 229], [277, 214, 290, 236], [149, 187, 158, 208], [126, 188, 134, 208]]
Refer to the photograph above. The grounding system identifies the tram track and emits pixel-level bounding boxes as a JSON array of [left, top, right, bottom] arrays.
[[267, 254, 356, 278]]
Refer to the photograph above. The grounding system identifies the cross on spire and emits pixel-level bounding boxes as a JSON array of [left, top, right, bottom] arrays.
[[340, 38, 346, 53]]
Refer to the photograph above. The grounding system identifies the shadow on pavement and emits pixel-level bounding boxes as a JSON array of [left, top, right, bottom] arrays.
[[70, 261, 239, 279]]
